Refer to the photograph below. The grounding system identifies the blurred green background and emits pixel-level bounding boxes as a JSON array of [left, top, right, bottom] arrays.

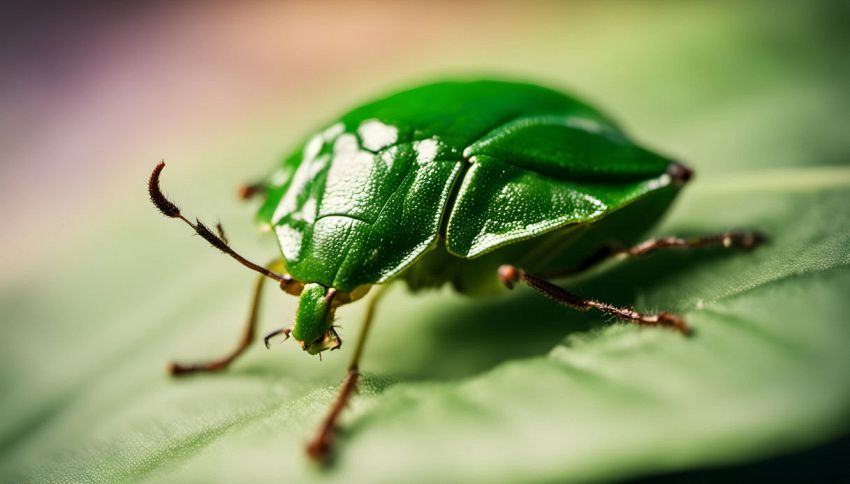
[[1, 1, 849, 482]]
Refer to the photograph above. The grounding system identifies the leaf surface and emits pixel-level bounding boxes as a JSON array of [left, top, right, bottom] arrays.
[[2, 167, 849, 483]]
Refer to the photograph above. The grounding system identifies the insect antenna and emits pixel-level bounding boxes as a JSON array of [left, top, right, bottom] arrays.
[[149, 161, 292, 285]]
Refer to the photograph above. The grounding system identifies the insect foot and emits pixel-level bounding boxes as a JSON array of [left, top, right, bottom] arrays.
[[264, 327, 292, 349], [654, 312, 692, 336], [666, 161, 694, 184], [728, 230, 765, 250]]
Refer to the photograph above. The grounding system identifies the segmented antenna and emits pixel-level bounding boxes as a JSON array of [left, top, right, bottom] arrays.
[[148, 162, 293, 286], [149, 161, 180, 217]]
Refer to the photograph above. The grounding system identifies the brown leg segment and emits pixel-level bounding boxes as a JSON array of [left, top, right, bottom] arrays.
[[541, 230, 764, 279], [168, 264, 276, 376], [306, 285, 389, 462], [623, 231, 763, 257], [499, 232, 764, 334], [237, 182, 266, 200], [499, 265, 690, 334]]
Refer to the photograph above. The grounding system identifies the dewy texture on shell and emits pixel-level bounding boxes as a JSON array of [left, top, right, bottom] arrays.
[[257, 80, 675, 292]]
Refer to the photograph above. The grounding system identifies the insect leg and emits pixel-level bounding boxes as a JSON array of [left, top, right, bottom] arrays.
[[237, 181, 266, 200], [499, 265, 690, 335], [540, 231, 764, 279], [620, 231, 764, 257], [306, 284, 390, 462], [168, 260, 282, 376]]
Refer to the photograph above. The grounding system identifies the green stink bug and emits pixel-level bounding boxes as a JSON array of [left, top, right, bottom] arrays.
[[149, 79, 762, 461]]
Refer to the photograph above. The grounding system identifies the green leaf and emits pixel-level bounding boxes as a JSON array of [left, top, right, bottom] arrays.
[[2, 167, 848, 483]]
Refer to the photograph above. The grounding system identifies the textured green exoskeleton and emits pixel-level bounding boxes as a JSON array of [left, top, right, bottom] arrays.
[[257, 80, 681, 343], [152, 79, 760, 461]]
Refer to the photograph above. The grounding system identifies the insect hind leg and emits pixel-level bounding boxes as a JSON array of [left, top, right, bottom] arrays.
[[499, 265, 691, 335], [623, 231, 763, 257], [500, 230, 764, 335], [540, 230, 764, 279]]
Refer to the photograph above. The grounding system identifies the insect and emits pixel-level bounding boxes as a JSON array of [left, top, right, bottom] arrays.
[[149, 79, 762, 462]]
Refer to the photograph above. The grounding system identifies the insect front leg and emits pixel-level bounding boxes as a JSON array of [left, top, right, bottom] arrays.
[[306, 284, 389, 462], [499, 266, 690, 334], [168, 259, 283, 376]]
